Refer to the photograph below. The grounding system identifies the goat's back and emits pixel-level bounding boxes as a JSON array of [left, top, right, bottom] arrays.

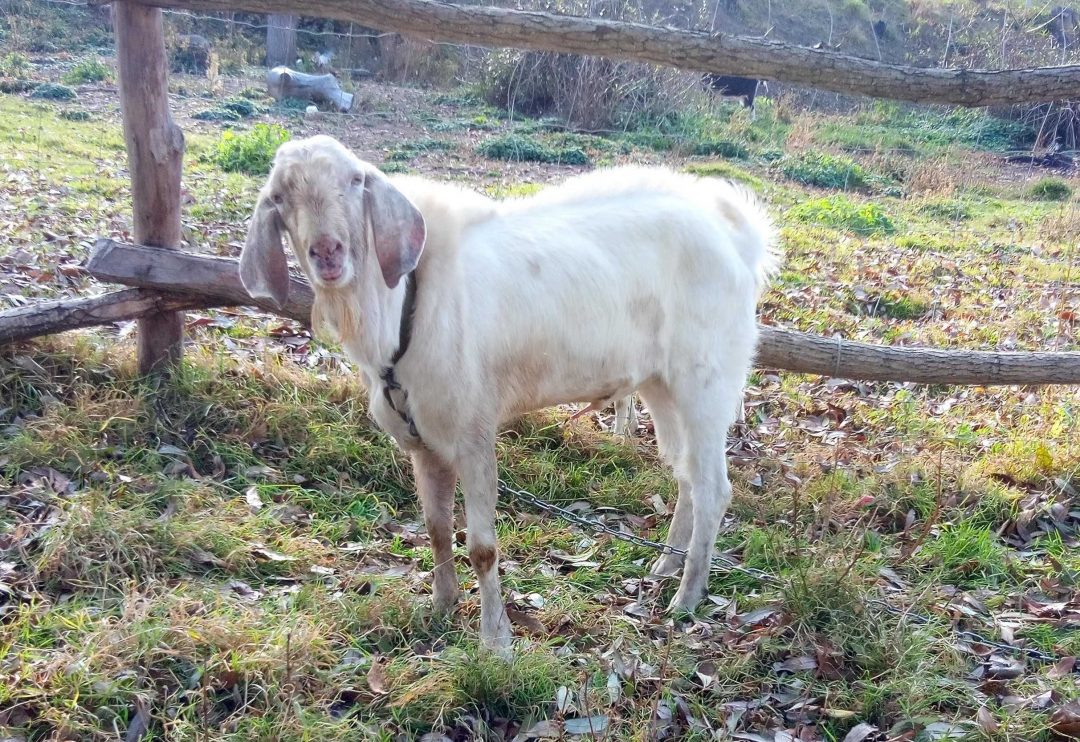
[[444, 167, 776, 418]]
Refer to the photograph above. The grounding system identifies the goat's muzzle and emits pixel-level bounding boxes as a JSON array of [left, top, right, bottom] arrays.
[[309, 235, 346, 284]]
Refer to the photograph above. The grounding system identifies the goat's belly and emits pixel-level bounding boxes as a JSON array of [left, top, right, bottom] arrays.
[[498, 366, 640, 422]]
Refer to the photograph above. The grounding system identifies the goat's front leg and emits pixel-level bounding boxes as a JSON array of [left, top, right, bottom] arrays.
[[412, 447, 459, 613], [456, 435, 512, 655]]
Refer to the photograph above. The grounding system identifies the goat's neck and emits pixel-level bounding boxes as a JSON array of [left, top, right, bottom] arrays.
[[317, 266, 406, 383]]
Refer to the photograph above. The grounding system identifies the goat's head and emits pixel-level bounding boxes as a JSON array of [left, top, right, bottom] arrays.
[[239, 135, 426, 308]]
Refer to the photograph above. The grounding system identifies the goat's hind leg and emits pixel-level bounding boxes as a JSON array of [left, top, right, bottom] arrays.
[[613, 395, 637, 437], [412, 447, 459, 613], [639, 381, 692, 577], [669, 386, 740, 612]]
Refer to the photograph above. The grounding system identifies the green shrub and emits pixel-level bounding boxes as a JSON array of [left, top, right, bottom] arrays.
[[387, 138, 456, 161], [789, 195, 896, 236], [478, 134, 589, 166], [780, 152, 868, 190], [684, 161, 764, 191], [688, 138, 749, 159], [1027, 177, 1072, 202], [221, 98, 261, 118], [58, 109, 90, 122], [30, 83, 76, 101], [194, 108, 242, 122], [0, 52, 31, 77], [211, 124, 291, 175], [194, 98, 264, 123], [0, 79, 38, 94], [238, 87, 269, 101], [62, 58, 111, 85]]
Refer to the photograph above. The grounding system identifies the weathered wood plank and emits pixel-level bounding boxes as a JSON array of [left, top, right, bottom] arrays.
[[129, 0, 1080, 106]]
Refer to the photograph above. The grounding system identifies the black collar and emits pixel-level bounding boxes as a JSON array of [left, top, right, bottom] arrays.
[[379, 271, 420, 440]]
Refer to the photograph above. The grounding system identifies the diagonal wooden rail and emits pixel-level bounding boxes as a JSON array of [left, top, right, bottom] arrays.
[[124, 0, 1080, 106], [5, 240, 1079, 387]]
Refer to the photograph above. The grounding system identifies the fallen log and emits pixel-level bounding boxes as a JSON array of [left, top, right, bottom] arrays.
[[87, 239, 315, 323], [2, 239, 1078, 387], [0, 289, 221, 345], [267, 66, 353, 112]]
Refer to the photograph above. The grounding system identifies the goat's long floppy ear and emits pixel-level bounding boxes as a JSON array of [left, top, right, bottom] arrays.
[[365, 169, 426, 289], [239, 195, 290, 309]]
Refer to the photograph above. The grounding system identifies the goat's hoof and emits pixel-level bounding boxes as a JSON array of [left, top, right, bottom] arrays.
[[649, 554, 684, 577], [481, 629, 514, 659], [667, 587, 705, 615], [431, 590, 461, 615]]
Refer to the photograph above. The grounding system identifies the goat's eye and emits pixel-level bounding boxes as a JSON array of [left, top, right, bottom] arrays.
[[271, 193, 284, 205], [351, 175, 364, 188]]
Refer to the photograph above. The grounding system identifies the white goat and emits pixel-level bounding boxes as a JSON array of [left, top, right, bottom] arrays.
[[239, 135, 778, 652]]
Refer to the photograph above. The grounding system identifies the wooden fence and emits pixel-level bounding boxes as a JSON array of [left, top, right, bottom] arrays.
[[2, 0, 1080, 383]]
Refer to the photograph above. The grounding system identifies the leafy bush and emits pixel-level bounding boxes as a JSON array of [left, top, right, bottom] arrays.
[[58, 109, 90, 122], [1027, 177, 1072, 202], [780, 152, 868, 190], [478, 134, 588, 166], [917, 198, 972, 221], [0, 79, 37, 94], [30, 83, 76, 101], [0, 52, 31, 77], [688, 139, 749, 159], [194, 97, 264, 123], [387, 138, 456, 162], [684, 162, 764, 191], [211, 124, 291, 175], [789, 195, 896, 236], [62, 58, 111, 85], [194, 108, 242, 122]]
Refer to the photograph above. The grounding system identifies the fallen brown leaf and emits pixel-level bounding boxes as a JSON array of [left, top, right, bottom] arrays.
[[1047, 656, 1076, 680], [367, 658, 388, 695], [976, 706, 999, 735], [506, 607, 546, 635]]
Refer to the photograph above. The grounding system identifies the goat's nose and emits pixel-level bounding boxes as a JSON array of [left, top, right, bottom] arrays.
[[309, 236, 343, 260]]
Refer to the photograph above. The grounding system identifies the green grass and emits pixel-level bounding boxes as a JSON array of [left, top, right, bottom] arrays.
[[918, 521, 1012, 588], [3, 59, 1080, 742]]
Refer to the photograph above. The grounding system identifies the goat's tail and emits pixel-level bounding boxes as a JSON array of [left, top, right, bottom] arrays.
[[709, 180, 781, 297]]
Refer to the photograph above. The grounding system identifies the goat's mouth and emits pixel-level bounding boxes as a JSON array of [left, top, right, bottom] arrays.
[[316, 265, 344, 283]]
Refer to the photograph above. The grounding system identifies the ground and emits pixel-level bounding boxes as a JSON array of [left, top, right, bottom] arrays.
[[1, 34, 1080, 742]]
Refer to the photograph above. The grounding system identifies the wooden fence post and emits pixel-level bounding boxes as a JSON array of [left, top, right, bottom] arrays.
[[114, 2, 186, 375]]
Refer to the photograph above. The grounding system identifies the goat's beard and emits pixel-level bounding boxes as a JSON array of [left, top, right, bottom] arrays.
[[310, 283, 362, 345]]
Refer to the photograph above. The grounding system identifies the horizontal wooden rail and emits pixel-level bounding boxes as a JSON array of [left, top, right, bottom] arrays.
[[5, 239, 1076, 386], [126, 0, 1080, 106]]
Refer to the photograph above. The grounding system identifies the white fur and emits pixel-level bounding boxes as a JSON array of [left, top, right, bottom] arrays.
[[240, 136, 779, 653]]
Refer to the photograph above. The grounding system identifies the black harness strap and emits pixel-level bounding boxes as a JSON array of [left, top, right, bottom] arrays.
[[379, 271, 420, 440]]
